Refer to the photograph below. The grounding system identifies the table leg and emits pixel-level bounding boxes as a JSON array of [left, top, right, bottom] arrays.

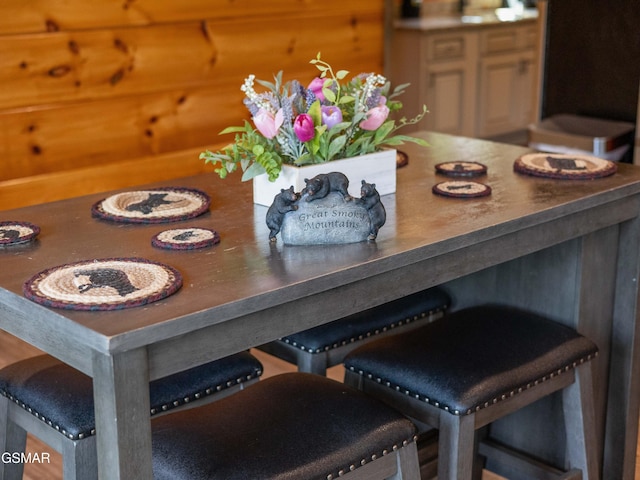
[[606, 213, 640, 480], [92, 348, 152, 480]]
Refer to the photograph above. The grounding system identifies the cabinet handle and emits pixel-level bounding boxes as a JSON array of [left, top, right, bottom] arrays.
[[519, 60, 530, 74]]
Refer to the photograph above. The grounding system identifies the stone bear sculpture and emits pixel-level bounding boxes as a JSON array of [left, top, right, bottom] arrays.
[[356, 180, 386, 241], [302, 172, 351, 202], [266, 186, 300, 241]]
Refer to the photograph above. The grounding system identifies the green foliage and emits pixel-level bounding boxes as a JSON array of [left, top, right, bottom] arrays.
[[199, 121, 283, 182]]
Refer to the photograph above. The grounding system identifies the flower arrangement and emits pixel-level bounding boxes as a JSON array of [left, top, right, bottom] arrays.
[[200, 53, 429, 182]]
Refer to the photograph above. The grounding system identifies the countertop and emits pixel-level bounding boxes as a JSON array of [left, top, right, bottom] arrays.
[[395, 8, 539, 32]]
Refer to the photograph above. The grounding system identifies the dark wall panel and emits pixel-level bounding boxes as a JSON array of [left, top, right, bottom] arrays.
[[542, 0, 640, 124]]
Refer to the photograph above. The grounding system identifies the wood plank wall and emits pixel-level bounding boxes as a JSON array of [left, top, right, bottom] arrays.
[[0, 0, 385, 210]]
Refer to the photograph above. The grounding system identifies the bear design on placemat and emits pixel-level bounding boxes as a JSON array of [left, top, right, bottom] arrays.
[[0, 229, 20, 242], [546, 156, 586, 171], [266, 186, 300, 242], [126, 193, 176, 215], [302, 172, 351, 202], [356, 180, 386, 241], [172, 230, 197, 241], [74, 268, 139, 297]]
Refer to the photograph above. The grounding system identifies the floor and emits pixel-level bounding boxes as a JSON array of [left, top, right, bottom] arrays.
[[0, 333, 636, 479]]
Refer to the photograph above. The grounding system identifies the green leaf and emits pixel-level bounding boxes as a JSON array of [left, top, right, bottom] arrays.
[[373, 120, 395, 144], [307, 100, 322, 127], [327, 135, 347, 160], [335, 70, 349, 80], [220, 125, 248, 135], [241, 162, 267, 181], [294, 152, 312, 165], [323, 88, 336, 103]]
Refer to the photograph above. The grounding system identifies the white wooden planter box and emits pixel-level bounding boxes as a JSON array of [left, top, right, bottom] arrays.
[[252, 149, 396, 206]]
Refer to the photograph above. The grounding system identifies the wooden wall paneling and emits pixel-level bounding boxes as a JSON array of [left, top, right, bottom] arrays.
[[0, 0, 381, 34], [1, 15, 383, 181], [0, 24, 220, 110], [0, 13, 383, 110], [0, 147, 211, 211], [0, 1, 385, 209], [0, 84, 240, 180]]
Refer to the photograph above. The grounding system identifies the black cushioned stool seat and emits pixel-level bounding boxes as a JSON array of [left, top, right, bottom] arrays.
[[152, 372, 421, 480], [257, 287, 451, 375], [344, 305, 600, 480], [0, 352, 263, 480]]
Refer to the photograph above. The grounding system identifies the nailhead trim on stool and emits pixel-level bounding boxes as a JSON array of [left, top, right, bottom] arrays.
[[152, 373, 421, 480], [0, 352, 263, 440], [258, 287, 451, 375]]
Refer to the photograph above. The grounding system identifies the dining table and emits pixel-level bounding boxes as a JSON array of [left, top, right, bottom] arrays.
[[1, 131, 640, 479]]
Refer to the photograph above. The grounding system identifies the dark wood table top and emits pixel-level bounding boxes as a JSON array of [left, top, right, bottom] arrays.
[[2, 132, 640, 354]]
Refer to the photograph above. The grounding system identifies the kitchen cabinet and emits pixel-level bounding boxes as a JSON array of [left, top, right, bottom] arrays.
[[389, 18, 539, 139], [476, 24, 538, 137], [420, 31, 478, 136]]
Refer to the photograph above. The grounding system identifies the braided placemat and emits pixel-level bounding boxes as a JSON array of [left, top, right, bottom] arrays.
[[91, 187, 211, 224], [514, 153, 617, 179], [396, 150, 409, 168], [432, 180, 492, 198], [0, 221, 40, 246], [151, 227, 221, 250], [23, 258, 182, 311], [435, 161, 487, 177]]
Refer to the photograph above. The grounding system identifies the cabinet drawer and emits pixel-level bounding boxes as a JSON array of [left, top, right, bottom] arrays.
[[426, 35, 466, 61], [481, 28, 519, 54]]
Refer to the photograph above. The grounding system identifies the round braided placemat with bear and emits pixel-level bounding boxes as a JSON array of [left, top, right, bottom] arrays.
[[23, 258, 182, 311], [514, 153, 617, 180], [0, 221, 40, 246], [91, 187, 211, 224], [151, 228, 220, 250]]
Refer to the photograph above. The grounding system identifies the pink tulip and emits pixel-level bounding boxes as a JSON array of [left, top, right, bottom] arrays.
[[308, 77, 326, 102], [360, 104, 390, 131], [253, 108, 284, 139], [321, 106, 343, 129], [293, 114, 315, 142]]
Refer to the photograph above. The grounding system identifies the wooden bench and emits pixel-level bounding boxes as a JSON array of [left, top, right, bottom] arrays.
[[0, 0, 385, 210]]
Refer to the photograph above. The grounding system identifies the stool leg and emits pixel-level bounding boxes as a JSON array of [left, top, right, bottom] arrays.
[[393, 442, 422, 480], [297, 353, 329, 376], [0, 396, 27, 480], [438, 411, 475, 480], [61, 435, 98, 480], [563, 362, 600, 480]]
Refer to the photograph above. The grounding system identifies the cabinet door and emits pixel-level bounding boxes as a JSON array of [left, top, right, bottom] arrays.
[[422, 60, 476, 137], [421, 32, 477, 137], [477, 50, 536, 138]]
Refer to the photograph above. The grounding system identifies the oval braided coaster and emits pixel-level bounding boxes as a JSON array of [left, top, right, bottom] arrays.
[[23, 258, 182, 311], [0, 221, 40, 246], [514, 153, 617, 179], [152, 227, 220, 250], [432, 180, 491, 198], [91, 187, 211, 224], [435, 161, 487, 177]]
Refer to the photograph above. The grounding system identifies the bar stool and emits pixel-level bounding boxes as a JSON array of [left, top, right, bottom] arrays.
[[152, 372, 421, 480], [344, 305, 600, 480], [0, 351, 263, 480], [257, 287, 451, 375]]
